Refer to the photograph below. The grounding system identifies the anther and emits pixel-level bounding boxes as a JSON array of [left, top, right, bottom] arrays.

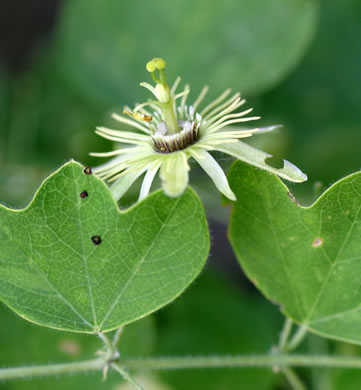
[[123, 109, 152, 122]]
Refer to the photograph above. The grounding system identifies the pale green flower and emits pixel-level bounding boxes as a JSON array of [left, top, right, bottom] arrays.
[[91, 58, 307, 201]]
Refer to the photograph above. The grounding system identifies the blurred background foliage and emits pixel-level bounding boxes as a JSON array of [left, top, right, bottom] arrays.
[[0, 0, 360, 389]]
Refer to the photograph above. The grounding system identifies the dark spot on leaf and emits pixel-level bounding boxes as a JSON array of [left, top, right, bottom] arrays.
[[265, 156, 284, 169], [83, 166, 92, 175], [91, 235, 102, 245], [288, 191, 300, 206], [80, 191, 88, 199]]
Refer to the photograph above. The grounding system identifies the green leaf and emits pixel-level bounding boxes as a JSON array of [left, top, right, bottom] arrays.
[[228, 161, 361, 344], [54, 0, 318, 105], [0, 161, 209, 333]]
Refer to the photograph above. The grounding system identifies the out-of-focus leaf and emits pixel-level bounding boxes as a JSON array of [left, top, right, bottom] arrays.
[[0, 161, 210, 332], [333, 367, 361, 390], [259, 0, 361, 197], [156, 269, 282, 390], [1, 63, 104, 167], [54, 0, 318, 105]]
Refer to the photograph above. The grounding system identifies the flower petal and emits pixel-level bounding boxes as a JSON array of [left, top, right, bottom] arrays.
[[160, 152, 189, 197], [217, 141, 307, 183], [139, 161, 162, 201], [110, 168, 147, 201], [92, 153, 133, 174], [189, 149, 236, 201]]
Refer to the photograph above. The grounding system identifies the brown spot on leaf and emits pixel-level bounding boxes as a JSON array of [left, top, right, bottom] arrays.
[[80, 190, 88, 198], [288, 191, 300, 206], [83, 166, 92, 175], [312, 237, 323, 248]]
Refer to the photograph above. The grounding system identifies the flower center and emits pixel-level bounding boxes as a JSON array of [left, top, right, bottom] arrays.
[[152, 120, 200, 153]]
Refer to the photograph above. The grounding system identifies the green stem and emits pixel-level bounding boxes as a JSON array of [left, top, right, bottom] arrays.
[[112, 326, 124, 348], [98, 332, 115, 359], [111, 362, 144, 390], [121, 354, 361, 370], [0, 358, 104, 380], [282, 367, 307, 390], [5, 354, 361, 381], [288, 325, 308, 351], [279, 317, 293, 352]]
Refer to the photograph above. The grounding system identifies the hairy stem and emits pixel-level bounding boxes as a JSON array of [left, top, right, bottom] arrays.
[[98, 331, 115, 360], [111, 362, 144, 390], [0, 358, 104, 380], [121, 354, 361, 370], [4, 354, 361, 381], [112, 327, 124, 348]]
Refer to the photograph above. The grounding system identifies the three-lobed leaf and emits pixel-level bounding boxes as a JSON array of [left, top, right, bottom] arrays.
[[228, 161, 361, 344], [0, 161, 209, 333]]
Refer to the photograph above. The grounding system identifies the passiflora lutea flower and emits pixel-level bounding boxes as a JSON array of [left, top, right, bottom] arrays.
[[91, 57, 307, 201]]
